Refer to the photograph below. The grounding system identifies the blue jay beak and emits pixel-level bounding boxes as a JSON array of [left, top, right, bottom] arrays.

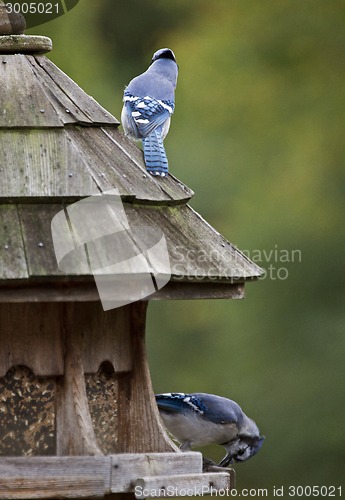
[[218, 452, 234, 467]]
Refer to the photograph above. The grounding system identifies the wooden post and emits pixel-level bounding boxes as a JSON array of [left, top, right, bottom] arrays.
[[116, 301, 177, 453], [55, 310, 103, 456]]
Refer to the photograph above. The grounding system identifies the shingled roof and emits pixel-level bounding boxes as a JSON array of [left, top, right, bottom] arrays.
[[0, 34, 263, 301]]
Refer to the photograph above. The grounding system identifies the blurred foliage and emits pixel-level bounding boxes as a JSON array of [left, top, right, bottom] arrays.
[[28, 0, 345, 494], [98, 0, 193, 66]]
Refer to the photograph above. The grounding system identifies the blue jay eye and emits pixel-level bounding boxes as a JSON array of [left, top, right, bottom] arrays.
[[235, 445, 252, 462]]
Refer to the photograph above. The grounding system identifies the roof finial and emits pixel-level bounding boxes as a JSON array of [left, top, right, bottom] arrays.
[[0, 2, 52, 54], [0, 1, 26, 35]]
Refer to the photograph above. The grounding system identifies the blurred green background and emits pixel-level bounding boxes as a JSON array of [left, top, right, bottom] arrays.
[[28, 0, 345, 495]]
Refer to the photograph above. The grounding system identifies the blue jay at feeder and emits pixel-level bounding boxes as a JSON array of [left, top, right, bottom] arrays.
[[155, 393, 264, 467], [121, 48, 178, 177]]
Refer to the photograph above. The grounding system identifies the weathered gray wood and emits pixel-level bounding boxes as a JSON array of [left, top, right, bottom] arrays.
[[33, 55, 119, 126], [19, 203, 92, 278], [102, 128, 150, 174], [0, 50, 117, 127], [63, 302, 133, 374], [133, 472, 231, 498], [102, 127, 194, 204], [0, 280, 98, 301], [124, 204, 264, 281], [0, 280, 244, 302], [66, 126, 150, 198], [27, 55, 95, 126], [116, 302, 178, 454], [0, 455, 230, 499], [0, 477, 106, 499], [152, 281, 245, 300], [0, 199, 262, 282], [0, 54, 61, 127], [56, 305, 103, 456], [79, 128, 141, 199], [0, 303, 64, 376], [0, 35, 52, 54], [0, 130, 99, 199], [110, 452, 202, 492], [17, 204, 63, 277], [0, 123, 191, 204], [66, 126, 187, 203], [0, 456, 111, 499], [0, 205, 28, 279]]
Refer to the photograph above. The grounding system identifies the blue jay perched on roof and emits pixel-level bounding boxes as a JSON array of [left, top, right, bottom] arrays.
[[121, 48, 178, 177], [156, 393, 264, 467]]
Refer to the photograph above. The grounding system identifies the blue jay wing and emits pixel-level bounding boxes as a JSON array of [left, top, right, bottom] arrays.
[[156, 393, 243, 425], [123, 94, 173, 138], [193, 393, 243, 425], [155, 393, 199, 414]]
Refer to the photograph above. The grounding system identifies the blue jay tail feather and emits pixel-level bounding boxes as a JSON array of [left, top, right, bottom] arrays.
[[143, 130, 169, 176]]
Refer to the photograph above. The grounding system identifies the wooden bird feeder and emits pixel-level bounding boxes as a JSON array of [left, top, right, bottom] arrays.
[[0, 13, 263, 500]]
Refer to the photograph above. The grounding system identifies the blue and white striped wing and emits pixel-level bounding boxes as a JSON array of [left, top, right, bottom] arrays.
[[156, 393, 242, 425], [155, 393, 207, 416], [123, 93, 174, 138]]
